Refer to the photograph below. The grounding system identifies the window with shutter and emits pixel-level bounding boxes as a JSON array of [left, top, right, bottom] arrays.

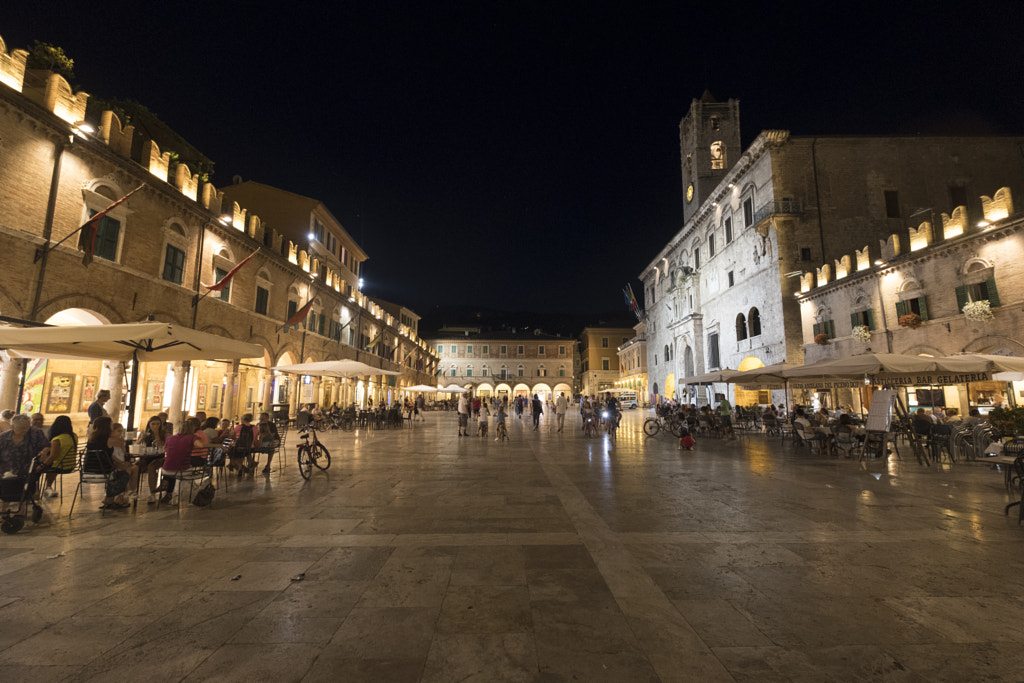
[[955, 285, 969, 312], [895, 301, 906, 318], [986, 277, 1001, 307], [813, 323, 821, 336], [917, 297, 929, 320]]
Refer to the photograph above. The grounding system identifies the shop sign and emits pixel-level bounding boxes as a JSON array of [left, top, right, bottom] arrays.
[[738, 383, 785, 391], [873, 371, 993, 387], [789, 379, 864, 389]]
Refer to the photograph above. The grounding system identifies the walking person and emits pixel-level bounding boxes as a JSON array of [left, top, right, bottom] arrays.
[[555, 391, 568, 433], [457, 391, 470, 437], [531, 393, 543, 431]]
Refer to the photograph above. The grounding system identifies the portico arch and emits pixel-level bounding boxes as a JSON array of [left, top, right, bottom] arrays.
[[734, 356, 765, 406], [532, 382, 552, 402]]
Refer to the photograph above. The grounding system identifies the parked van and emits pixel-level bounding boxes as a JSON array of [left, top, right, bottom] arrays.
[[618, 393, 639, 409]]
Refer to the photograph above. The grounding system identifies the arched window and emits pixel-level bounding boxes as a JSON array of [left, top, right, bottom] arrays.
[[664, 345, 670, 363], [710, 141, 726, 170], [736, 313, 747, 341], [684, 346, 694, 377], [748, 308, 761, 337]]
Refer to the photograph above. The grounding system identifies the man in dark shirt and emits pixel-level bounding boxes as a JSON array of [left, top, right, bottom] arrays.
[[87, 390, 110, 427]]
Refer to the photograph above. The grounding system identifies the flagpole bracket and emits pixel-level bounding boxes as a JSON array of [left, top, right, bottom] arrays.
[[33, 245, 46, 264]]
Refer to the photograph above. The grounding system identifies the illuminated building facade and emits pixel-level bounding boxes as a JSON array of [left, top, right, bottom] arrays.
[[641, 93, 1024, 407], [0, 33, 439, 429]]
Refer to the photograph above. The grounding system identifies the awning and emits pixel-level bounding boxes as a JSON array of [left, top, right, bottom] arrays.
[[0, 322, 263, 362], [272, 360, 401, 378]]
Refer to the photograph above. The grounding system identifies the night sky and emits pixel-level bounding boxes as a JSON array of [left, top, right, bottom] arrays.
[[3, 2, 1022, 318]]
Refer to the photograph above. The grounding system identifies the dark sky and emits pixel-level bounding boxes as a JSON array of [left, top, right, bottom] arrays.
[[3, 2, 1022, 317]]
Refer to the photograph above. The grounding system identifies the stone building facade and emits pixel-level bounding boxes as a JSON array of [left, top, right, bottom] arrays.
[[578, 326, 634, 397], [797, 196, 1024, 415], [0, 33, 439, 430], [428, 329, 576, 401], [615, 321, 647, 400], [641, 93, 1024, 407]]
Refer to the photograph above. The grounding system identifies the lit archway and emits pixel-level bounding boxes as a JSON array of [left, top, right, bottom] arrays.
[[734, 356, 765, 406], [664, 372, 676, 400]]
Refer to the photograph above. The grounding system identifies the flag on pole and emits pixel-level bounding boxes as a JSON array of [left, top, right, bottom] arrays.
[[203, 249, 259, 291], [282, 297, 315, 333], [78, 185, 145, 265], [364, 331, 382, 352], [626, 283, 642, 320]]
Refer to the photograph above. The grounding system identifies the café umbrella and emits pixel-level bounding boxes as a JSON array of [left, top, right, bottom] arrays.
[[0, 321, 265, 429], [271, 360, 402, 378]]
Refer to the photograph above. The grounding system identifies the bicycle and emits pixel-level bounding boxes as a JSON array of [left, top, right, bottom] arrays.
[[495, 422, 509, 442], [583, 412, 599, 438], [296, 424, 332, 480], [643, 414, 685, 438]]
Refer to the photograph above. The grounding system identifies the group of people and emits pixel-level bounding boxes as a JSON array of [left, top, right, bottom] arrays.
[[453, 391, 574, 438], [0, 384, 284, 517]]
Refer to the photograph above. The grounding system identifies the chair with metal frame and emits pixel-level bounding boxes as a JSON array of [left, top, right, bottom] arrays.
[[156, 457, 213, 512], [69, 448, 115, 518]]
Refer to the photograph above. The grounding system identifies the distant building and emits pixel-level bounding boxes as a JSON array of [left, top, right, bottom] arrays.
[[641, 93, 1024, 407], [578, 326, 634, 397], [615, 321, 647, 401], [427, 329, 576, 401]]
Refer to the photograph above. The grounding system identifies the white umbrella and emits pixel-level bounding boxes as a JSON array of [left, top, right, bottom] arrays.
[[440, 384, 468, 393], [783, 353, 937, 378], [0, 322, 264, 429], [0, 321, 262, 362], [272, 360, 401, 378], [404, 384, 439, 392], [683, 368, 736, 385]]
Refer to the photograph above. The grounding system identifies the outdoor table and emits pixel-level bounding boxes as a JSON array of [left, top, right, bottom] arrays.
[[981, 454, 1019, 493]]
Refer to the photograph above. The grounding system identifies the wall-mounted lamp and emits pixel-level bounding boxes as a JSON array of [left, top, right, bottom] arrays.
[[977, 220, 991, 229], [873, 259, 885, 266], [784, 270, 803, 278]]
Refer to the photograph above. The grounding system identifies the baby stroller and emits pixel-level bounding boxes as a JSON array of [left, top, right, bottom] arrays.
[[1, 457, 43, 534]]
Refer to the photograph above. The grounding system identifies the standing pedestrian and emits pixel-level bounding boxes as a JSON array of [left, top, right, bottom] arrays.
[[531, 393, 543, 431], [555, 391, 567, 433], [457, 391, 470, 437]]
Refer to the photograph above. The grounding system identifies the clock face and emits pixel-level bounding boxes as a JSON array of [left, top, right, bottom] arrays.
[[686, 183, 694, 203]]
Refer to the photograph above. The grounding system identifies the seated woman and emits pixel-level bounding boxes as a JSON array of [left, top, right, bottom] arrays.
[[85, 417, 131, 509], [0, 414, 50, 516], [109, 422, 140, 499], [157, 417, 208, 505], [140, 415, 168, 504], [257, 415, 278, 475], [38, 415, 79, 498]]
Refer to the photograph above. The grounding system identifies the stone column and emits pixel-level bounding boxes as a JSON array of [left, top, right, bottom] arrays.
[[101, 360, 125, 424], [311, 376, 321, 407], [0, 354, 25, 412], [260, 371, 273, 414], [167, 361, 188, 428], [223, 361, 239, 420]]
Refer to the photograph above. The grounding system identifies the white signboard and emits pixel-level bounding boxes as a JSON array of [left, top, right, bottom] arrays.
[[865, 389, 896, 432]]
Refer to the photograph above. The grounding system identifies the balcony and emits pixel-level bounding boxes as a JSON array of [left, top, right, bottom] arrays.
[[751, 198, 803, 227]]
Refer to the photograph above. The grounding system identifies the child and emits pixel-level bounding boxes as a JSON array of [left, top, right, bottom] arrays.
[[478, 402, 490, 437], [679, 428, 695, 451]]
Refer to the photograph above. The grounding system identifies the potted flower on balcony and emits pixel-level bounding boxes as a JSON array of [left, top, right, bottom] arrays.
[[962, 300, 995, 323], [898, 313, 923, 329], [814, 332, 830, 346], [852, 325, 872, 343]]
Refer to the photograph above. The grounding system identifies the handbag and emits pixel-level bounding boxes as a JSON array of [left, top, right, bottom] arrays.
[[192, 482, 216, 507]]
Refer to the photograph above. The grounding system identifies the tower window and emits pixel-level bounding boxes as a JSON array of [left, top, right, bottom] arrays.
[[710, 141, 726, 170], [710, 115, 720, 131], [884, 190, 901, 219]]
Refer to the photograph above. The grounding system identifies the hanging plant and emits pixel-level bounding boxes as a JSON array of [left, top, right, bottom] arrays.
[[852, 325, 872, 343], [898, 313, 923, 329], [963, 300, 995, 322], [814, 332, 830, 346]]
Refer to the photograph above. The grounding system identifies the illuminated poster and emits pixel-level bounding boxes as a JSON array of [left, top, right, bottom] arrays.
[[21, 359, 47, 414], [46, 373, 75, 414], [145, 379, 164, 411], [197, 383, 207, 409], [80, 375, 98, 411]]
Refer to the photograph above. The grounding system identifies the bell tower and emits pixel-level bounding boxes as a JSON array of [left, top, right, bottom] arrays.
[[680, 92, 741, 224]]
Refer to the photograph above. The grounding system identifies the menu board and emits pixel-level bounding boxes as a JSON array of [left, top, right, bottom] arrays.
[[866, 389, 896, 432]]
